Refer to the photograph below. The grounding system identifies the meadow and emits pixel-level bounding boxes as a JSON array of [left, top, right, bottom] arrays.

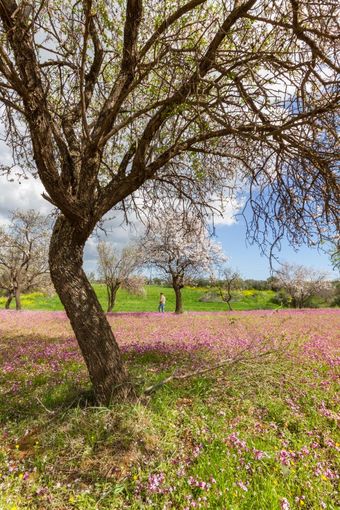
[[0, 285, 277, 312], [0, 309, 339, 509]]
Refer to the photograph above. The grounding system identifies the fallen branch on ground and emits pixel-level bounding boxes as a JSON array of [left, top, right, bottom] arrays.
[[143, 348, 277, 395]]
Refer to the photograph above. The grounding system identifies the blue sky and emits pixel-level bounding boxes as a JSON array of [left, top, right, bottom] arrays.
[[215, 219, 338, 280]]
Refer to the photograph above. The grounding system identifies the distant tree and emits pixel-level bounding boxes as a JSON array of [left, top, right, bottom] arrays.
[[331, 281, 340, 307], [274, 263, 330, 308], [97, 241, 144, 312], [143, 211, 226, 313], [217, 268, 242, 311], [194, 277, 212, 288], [266, 276, 281, 292], [0, 210, 51, 310], [86, 271, 97, 284], [243, 279, 269, 291]]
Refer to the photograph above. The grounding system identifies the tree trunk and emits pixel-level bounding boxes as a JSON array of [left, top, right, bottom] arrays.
[[219, 288, 232, 311], [107, 283, 120, 312], [15, 287, 21, 310], [174, 285, 183, 314], [49, 216, 128, 405], [5, 294, 13, 309]]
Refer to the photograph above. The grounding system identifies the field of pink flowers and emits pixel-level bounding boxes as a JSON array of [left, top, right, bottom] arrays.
[[0, 309, 339, 509]]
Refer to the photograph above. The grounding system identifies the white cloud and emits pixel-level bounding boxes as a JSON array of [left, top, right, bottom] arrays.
[[0, 175, 52, 223], [210, 197, 241, 226]]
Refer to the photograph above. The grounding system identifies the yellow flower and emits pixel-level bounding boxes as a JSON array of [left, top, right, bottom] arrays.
[[69, 496, 75, 503], [15, 444, 19, 449], [18, 473, 23, 479], [300, 501, 305, 506], [321, 475, 328, 481]]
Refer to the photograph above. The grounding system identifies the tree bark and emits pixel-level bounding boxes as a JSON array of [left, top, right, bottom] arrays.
[[219, 287, 233, 311], [174, 285, 183, 314], [49, 216, 128, 405], [5, 294, 13, 309], [15, 287, 21, 310], [107, 283, 120, 312]]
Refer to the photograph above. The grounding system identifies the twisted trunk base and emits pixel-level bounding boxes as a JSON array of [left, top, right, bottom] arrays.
[[49, 216, 128, 405]]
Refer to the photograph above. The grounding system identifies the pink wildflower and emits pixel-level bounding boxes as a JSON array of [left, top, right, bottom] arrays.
[[237, 481, 248, 492], [280, 497, 290, 510]]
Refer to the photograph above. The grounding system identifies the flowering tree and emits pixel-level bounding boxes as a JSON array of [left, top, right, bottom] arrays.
[[0, 210, 50, 309], [143, 212, 226, 313], [275, 262, 330, 308], [0, 0, 338, 403], [97, 241, 144, 312]]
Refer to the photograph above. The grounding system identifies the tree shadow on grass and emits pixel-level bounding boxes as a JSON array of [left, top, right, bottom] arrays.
[[0, 329, 213, 425]]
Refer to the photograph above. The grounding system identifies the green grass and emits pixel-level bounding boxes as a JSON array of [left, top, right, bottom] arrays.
[[0, 344, 338, 509], [0, 285, 278, 312]]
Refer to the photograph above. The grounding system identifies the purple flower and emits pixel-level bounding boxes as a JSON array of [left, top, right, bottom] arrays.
[[280, 498, 291, 510], [253, 448, 267, 460], [237, 481, 248, 492]]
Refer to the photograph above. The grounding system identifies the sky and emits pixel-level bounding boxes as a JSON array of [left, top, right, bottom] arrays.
[[0, 170, 337, 281]]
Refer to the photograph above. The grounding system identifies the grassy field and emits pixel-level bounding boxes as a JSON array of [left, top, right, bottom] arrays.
[[0, 285, 277, 312], [0, 309, 339, 509]]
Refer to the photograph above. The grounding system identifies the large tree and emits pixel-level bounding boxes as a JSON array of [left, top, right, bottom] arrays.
[[0, 210, 50, 309], [143, 210, 226, 313], [97, 241, 144, 312], [0, 1, 338, 403]]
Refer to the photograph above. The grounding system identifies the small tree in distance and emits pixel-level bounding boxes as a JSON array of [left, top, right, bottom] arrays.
[[0, 210, 51, 309], [217, 268, 242, 311], [274, 262, 330, 308], [97, 241, 144, 312], [143, 211, 227, 313]]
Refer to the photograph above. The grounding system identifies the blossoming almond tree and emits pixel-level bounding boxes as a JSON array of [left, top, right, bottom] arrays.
[[275, 262, 330, 308], [0, 0, 338, 403], [0, 210, 51, 310], [143, 211, 227, 313]]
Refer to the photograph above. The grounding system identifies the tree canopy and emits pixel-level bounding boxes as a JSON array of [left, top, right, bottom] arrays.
[[0, 0, 338, 245]]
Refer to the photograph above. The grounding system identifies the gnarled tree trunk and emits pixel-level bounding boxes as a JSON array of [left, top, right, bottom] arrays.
[[173, 276, 184, 314], [15, 287, 21, 310], [49, 216, 127, 405], [107, 282, 120, 312]]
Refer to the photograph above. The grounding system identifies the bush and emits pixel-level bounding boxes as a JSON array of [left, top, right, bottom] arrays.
[[271, 289, 291, 307], [199, 291, 222, 303]]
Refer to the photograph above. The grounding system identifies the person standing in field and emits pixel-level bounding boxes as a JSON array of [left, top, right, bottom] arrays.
[[158, 293, 166, 313]]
